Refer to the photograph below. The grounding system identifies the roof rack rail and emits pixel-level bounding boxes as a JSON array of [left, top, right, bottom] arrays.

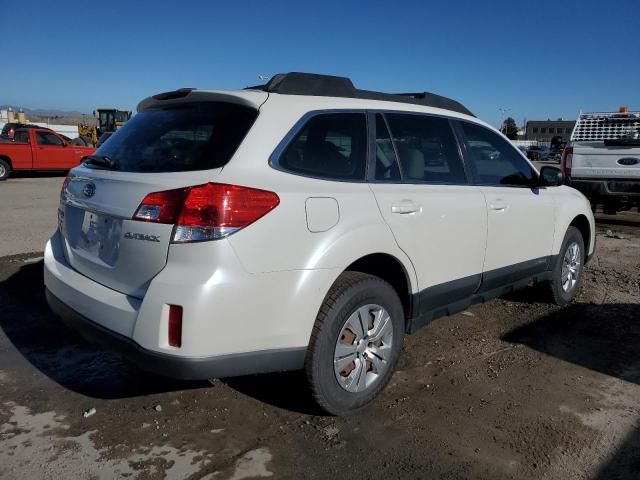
[[247, 72, 474, 117]]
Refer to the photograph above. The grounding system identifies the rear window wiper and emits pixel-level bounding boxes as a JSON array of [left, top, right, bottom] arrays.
[[83, 155, 119, 170]]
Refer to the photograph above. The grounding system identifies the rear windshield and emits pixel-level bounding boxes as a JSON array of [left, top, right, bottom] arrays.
[[93, 102, 258, 172]]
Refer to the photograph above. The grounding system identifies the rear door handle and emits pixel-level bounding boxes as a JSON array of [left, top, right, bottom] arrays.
[[391, 202, 420, 214], [489, 199, 508, 211]]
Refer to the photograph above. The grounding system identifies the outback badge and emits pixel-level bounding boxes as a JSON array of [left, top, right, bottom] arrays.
[[124, 232, 160, 242]]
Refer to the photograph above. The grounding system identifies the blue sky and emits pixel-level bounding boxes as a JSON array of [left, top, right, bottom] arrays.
[[3, 0, 639, 127]]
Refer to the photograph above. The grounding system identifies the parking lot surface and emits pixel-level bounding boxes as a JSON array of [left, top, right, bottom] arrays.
[[0, 175, 65, 257], [1, 177, 639, 479]]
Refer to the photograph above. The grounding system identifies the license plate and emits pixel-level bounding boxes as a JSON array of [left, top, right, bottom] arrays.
[[76, 211, 121, 266]]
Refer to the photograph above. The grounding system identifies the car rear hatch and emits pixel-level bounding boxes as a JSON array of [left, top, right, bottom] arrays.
[[58, 90, 265, 298], [570, 110, 640, 180]]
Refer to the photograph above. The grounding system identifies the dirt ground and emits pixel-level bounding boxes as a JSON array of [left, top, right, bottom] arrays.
[[1, 210, 639, 479]]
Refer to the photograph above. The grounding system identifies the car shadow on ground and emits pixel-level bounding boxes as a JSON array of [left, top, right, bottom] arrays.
[[594, 426, 640, 480], [0, 259, 208, 399], [221, 372, 325, 415], [501, 283, 553, 305], [502, 302, 640, 479], [0, 258, 323, 413], [502, 302, 640, 385]]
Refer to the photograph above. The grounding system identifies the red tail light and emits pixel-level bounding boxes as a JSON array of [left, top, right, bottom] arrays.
[[133, 188, 189, 223], [168, 305, 183, 347], [561, 147, 573, 176], [133, 183, 280, 243]]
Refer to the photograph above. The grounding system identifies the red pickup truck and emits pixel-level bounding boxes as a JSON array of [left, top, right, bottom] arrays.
[[0, 128, 95, 180]]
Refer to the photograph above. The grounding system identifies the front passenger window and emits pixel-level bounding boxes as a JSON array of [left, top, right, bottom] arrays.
[[460, 122, 534, 186]]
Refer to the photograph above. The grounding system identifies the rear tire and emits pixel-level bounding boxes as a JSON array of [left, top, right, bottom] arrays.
[[305, 272, 404, 415], [547, 226, 585, 306], [0, 159, 10, 181]]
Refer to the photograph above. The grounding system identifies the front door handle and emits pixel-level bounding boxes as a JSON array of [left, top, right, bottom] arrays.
[[391, 202, 420, 214]]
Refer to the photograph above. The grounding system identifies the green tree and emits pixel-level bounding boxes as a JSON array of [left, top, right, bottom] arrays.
[[501, 117, 518, 140]]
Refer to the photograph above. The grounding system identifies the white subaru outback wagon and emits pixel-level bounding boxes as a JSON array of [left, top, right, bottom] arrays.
[[45, 73, 595, 414]]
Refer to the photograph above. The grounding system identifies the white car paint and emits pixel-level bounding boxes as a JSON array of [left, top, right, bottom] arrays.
[[370, 183, 487, 291], [43, 84, 595, 376], [480, 185, 556, 271]]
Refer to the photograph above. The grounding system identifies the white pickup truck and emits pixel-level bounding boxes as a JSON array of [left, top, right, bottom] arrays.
[[562, 108, 640, 214]]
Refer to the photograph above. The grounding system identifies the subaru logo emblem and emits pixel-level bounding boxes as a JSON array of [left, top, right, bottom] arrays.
[[82, 182, 96, 198], [618, 157, 639, 166]]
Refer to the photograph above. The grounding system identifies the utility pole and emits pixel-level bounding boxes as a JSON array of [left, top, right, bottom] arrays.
[[498, 107, 510, 132]]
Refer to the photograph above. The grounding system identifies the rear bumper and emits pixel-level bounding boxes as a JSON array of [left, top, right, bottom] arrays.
[[567, 177, 640, 198], [46, 289, 305, 380], [44, 229, 338, 378]]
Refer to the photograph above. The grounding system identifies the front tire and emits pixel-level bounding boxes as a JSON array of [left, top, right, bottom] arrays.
[[0, 159, 10, 181], [305, 272, 404, 415], [547, 226, 585, 305]]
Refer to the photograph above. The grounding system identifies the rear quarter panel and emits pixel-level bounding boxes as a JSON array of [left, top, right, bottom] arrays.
[[217, 102, 419, 291], [0, 142, 33, 169]]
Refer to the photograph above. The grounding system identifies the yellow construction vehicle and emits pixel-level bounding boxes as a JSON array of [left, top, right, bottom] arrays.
[[75, 108, 132, 146]]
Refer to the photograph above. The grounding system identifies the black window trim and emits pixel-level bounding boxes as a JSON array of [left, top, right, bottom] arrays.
[[269, 109, 370, 183], [452, 118, 539, 189], [367, 112, 405, 182], [367, 110, 472, 186], [271, 108, 533, 188]]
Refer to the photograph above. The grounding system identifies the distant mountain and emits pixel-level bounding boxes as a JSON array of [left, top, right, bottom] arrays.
[[0, 105, 90, 117]]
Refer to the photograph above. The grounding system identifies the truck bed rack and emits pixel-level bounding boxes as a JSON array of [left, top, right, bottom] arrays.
[[571, 111, 640, 142]]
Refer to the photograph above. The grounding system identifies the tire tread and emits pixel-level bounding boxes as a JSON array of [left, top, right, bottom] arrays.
[[305, 271, 400, 414], [547, 226, 585, 306]]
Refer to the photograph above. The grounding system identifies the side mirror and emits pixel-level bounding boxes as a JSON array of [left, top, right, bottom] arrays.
[[539, 165, 564, 187]]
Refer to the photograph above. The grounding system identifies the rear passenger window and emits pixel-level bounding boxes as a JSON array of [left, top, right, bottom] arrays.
[[13, 131, 29, 143], [384, 114, 467, 183], [459, 122, 535, 186], [278, 113, 367, 181]]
